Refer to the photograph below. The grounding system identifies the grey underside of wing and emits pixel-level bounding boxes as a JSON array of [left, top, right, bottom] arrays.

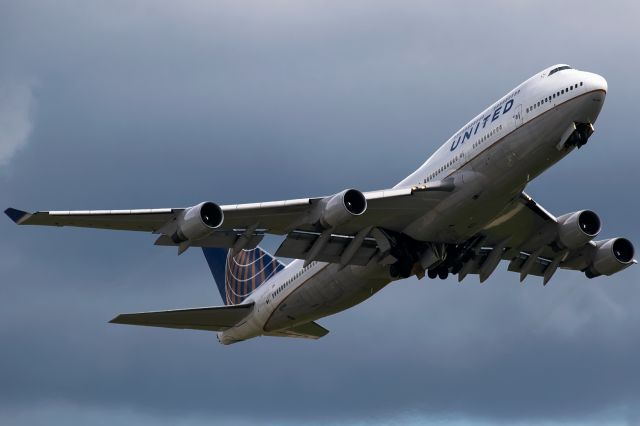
[[271, 188, 449, 263], [276, 232, 379, 265], [481, 192, 559, 258], [264, 321, 329, 340], [13, 209, 179, 232], [323, 188, 448, 235], [476, 192, 595, 276], [109, 303, 254, 332]]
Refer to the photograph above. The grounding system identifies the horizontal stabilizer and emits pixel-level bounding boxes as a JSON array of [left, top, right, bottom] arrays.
[[265, 321, 329, 340], [109, 303, 254, 332]]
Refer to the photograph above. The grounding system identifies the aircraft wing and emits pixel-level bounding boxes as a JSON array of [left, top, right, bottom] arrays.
[[458, 192, 636, 284], [5, 207, 177, 232], [5, 180, 453, 264], [109, 303, 254, 332]]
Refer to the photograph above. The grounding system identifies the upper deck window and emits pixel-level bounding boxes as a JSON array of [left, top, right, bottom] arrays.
[[548, 65, 572, 76]]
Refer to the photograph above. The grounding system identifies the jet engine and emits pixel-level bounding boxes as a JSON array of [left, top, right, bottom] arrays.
[[171, 201, 224, 243], [318, 189, 367, 228], [557, 210, 601, 249], [586, 238, 635, 278]]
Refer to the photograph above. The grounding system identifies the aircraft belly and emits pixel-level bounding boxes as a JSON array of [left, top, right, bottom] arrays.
[[263, 263, 391, 332]]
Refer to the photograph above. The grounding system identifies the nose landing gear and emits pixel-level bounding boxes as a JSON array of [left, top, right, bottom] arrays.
[[558, 122, 595, 150], [567, 122, 594, 148]]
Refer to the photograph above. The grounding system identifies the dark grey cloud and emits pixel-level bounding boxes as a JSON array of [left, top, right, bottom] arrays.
[[1, 1, 640, 425]]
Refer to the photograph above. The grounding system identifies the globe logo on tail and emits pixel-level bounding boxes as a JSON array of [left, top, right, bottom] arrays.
[[224, 248, 285, 305]]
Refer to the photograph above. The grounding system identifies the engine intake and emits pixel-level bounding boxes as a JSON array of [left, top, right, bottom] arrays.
[[586, 237, 635, 278], [319, 189, 367, 229], [557, 210, 601, 249], [172, 201, 224, 243]]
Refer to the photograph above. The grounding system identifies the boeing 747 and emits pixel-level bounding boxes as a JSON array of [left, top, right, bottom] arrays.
[[6, 64, 635, 344]]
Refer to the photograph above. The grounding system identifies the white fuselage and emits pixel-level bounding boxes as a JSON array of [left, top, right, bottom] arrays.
[[219, 65, 608, 344]]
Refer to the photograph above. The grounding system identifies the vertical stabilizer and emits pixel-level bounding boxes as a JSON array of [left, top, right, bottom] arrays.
[[202, 247, 285, 305]]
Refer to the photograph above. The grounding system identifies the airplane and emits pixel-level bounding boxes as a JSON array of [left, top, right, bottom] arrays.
[[5, 64, 636, 344]]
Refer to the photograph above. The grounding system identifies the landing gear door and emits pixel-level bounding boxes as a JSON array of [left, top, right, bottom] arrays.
[[514, 104, 523, 127]]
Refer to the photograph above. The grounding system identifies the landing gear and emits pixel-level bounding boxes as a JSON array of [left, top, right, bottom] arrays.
[[426, 266, 449, 280], [390, 259, 413, 279], [384, 233, 455, 281], [566, 122, 594, 149]]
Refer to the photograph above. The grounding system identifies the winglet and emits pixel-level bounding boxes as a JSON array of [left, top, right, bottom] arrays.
[[108, 314, 127, 325], [4, 208, 31, 224]]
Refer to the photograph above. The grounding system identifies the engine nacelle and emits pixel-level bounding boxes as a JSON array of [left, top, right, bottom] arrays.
[[318, 189, 367, 229], [172, 201, 224, 243], [586, 238, 635, 278], [556, 210, 601, 249]]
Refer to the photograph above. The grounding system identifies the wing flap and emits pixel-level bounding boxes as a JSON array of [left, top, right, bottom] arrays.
[[154, 231, 264, 250], [109, 303, 254, 332], [508, 253, 552, 277], [275, 231, 378, 265]]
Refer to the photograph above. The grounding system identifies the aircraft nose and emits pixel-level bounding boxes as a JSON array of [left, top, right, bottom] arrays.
[[586, 72, 608, 93], [576, 71, 607, 123]]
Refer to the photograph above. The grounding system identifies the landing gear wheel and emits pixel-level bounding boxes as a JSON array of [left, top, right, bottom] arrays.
[[438, 269, 449, 280], [427, 269, 438, 279], [390, 264, 400, 278], [390, 261, 412, 279]]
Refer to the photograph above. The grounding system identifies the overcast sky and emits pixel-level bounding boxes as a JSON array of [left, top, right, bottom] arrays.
[[1, 1, 640, 425]]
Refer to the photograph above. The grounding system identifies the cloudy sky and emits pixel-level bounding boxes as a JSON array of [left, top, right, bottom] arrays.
[[1, 1, 640, 425]]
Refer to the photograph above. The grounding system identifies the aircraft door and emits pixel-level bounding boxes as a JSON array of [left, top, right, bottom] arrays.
[[514, 104, 523, 127]]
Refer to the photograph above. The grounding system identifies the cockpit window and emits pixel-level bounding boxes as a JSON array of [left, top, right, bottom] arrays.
[[548, 65, 572, 76]]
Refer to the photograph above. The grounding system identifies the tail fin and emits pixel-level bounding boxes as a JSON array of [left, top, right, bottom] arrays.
[[202, 247, 286, 305]]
